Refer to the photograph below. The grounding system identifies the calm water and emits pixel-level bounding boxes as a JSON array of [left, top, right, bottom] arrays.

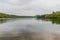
[[0, 18, 60, 40]]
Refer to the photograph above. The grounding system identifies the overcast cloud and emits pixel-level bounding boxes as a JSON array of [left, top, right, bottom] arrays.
[[0, 0, 60, 16]]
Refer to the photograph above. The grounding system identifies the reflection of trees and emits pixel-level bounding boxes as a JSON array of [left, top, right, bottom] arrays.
[[44, 19, 60, 24], [0, 18, 11, 24], [51, 19, 60, 24], [36, 18, 60, 24]]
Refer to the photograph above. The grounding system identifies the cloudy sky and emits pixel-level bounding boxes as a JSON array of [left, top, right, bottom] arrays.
[[0, 0, 60, 16]]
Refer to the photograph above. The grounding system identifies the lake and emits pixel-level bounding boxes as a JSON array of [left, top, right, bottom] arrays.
[[0, 18, 60, 40]]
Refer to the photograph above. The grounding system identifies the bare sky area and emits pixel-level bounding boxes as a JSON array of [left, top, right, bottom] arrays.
[[0, 0, 60, 16]]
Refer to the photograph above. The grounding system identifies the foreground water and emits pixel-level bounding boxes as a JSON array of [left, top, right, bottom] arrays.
[[0, 18, 60, 40]]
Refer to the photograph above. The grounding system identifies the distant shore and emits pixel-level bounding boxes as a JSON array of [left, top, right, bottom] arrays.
[[0, 13, 35, 18]]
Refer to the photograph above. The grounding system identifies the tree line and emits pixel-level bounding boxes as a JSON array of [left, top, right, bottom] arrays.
[[36, 11, 60, 19], [0, 12, 34, 18]]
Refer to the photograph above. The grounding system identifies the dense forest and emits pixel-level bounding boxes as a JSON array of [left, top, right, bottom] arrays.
[[36, 11, 60, 19]]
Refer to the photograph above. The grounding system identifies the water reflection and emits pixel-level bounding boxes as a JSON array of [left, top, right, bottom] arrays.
[[36, 18, 60, 24], [1, 30, 60, 40], [51, 19, 60, 24], [0, 18, 10, 24], [0, 18, 20, 24], [0, 29, 36, 40], [0, 18, 60, 40], [0, 18, 17, 24]]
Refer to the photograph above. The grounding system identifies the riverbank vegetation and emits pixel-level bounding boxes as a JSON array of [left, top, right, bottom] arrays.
[[36, 11, 60, 24], [0, 11, 60, 18], [36, 11, 60, 19], [0, 12, 34, 18]]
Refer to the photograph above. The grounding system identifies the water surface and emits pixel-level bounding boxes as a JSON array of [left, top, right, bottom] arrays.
[[0, 18, 60, 40]]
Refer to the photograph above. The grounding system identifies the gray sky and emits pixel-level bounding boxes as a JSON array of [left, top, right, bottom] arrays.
[[0, 0, 60, 16]]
